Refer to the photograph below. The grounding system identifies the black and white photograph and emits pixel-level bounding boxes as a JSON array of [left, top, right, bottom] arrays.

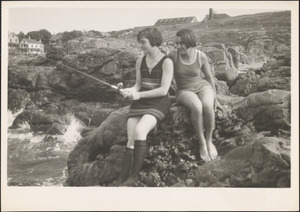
[[2, 1, 299, 211]]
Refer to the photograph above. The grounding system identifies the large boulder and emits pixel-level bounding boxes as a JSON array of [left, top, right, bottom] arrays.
[[195, 136, 290, 187], [230, 70, 290, 96], [8, 88, 31, 113], [65, 96, 290, 187], [66, 106, 129, 186], [201, 43, 239, 84], [53, 48, 138, 102], [10, 99, 117, 133], [233, 89, 291, 131], [8, 66, 57, 91]]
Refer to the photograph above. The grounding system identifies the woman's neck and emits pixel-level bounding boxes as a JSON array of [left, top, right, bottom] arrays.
[[180, 48, 195, 61], [147, 47, 160, 59]]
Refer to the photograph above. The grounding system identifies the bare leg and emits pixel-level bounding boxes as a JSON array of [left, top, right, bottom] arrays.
[[178, 92, 210, 162], [198, 87, 218, 160], [126, 117, 142, 149]]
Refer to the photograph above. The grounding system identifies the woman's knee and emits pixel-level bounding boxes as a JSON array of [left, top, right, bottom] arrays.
[[189, 101, 203, 115], [202, 100, 214, 112], [134, 125, 148, 139]]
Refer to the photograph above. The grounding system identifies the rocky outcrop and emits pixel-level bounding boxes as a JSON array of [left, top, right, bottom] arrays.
[[195, 136, 290, 187], [65, 90, 290, 187], [200, 43, 239, 84], [10, 99, 119, 134], [65, 36, 139, 54], [230, 54, 291, 96], [8, 88, 31, 113], [8, 66, 56, 91], [233, 89, 290, 131], [8, 48, 138, 103], [54, 48, 138, 102]]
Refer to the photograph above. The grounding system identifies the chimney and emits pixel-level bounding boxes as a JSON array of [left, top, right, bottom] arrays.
[[209, 8, 214, 20]]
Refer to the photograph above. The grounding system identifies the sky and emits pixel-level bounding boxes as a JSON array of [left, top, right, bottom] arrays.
[[4, 1, 292, 34]]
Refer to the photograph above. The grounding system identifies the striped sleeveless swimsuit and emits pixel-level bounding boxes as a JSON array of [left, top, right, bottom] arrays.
[[127, 55, 170, 121]]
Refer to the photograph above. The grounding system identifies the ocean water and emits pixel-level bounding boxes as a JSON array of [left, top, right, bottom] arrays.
[[7, 110, 84, 186]]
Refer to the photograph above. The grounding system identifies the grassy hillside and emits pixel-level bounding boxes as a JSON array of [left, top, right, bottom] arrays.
[[110, 10, 291, 48]]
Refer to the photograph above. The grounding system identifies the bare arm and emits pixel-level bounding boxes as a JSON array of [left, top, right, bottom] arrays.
[[139, 58, 174, 98], [201, 52, 223, 110], [201, 52, 216, 95], [133, 56, 143, 91]]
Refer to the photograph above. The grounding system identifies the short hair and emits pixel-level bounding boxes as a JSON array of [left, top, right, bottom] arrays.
[[137, 28, 163, 47], [176, 29, 197, 49]]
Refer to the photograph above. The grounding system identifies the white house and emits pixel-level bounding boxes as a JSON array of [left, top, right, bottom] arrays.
[[8, 32, 19, 48], [19, 37, 44, 53]]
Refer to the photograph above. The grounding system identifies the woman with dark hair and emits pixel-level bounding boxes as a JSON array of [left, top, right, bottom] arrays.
[[168, 29, 221, 162], [117, 28, 173, 186]]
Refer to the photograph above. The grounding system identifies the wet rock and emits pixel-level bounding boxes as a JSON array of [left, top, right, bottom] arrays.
[[8, 88, 31, 112], [8, 66, 57, 91], [46, 123, 67, 135], [11, 111, 59, 131]]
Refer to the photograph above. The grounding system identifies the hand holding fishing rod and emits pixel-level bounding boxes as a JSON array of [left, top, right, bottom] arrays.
[[119, 86, 141, 101]]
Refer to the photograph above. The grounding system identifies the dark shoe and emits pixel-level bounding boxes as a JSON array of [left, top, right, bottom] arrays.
[[120, 140, 148, 187]]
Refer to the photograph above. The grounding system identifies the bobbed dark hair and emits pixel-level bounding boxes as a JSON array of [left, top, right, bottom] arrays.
[[137, 27, 163, 47], [176, 29, 197, 49]]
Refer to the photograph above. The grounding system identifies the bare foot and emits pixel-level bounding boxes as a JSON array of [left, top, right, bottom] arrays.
[[207, 141, 218, 160], [199, 144, 211, 162]]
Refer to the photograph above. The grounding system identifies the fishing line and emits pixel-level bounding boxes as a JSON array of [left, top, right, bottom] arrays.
[[43, 56, 122, 90]]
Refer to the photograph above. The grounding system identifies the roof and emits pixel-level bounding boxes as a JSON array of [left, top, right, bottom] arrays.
[[21, 39, 43, 44], [155, 16, 197, 25], [50, 34, 63, 41], [8, 32, 18, 37]]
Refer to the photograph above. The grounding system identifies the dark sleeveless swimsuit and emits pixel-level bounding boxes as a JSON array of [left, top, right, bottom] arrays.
[[127, 55, 170, 121]]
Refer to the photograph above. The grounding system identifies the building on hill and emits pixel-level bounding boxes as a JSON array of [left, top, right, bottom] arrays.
[[202, 8, 230, 21], [8, 32, 19, 48], [19, 37, 44, 53], [155, 16, 198, 26], [49, 34, 63, 46]]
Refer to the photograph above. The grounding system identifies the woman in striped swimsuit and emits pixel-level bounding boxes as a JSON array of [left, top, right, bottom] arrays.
[[118, 28, 173, 186], [169, 29, 221, 162]]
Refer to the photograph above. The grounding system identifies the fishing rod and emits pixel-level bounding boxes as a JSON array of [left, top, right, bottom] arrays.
[[43, 56, 123, 90]]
